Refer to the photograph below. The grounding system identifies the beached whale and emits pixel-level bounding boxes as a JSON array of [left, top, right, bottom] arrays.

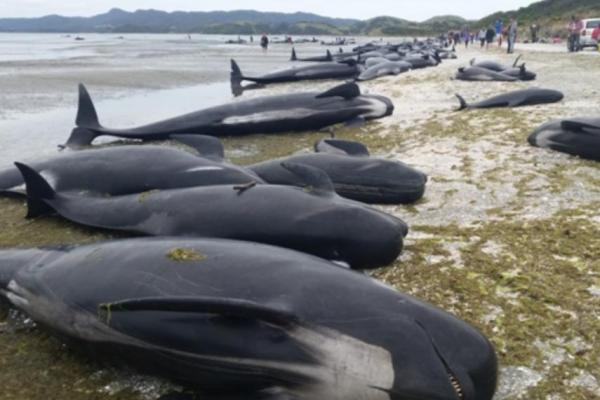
[[455, 66, 518, 82], [404, 53, 441, 69], [498, 64, 537, 81], [0, 237, 498, 400], [15, 162, 407, 269], [469, 55, 522, 72], [0, 138, 261, 198], [528, 117, 600, 161], [249, 139, 427, 204], [455, 88, 564, 110], [468, 56, 535, 81], [64, 83, 393, 148], [290, 48, 333, 62], [230, 59, 361, 89], [356, 60, 411, 81]]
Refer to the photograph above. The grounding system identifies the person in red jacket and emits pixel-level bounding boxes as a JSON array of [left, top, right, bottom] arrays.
[[592, 25, 600, 41]]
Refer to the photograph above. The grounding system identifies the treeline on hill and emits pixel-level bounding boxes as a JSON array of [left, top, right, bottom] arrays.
[[0, 1, 599, 37]]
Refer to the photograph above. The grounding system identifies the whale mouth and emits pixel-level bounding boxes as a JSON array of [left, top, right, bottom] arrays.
[[448, 370, 465, 400], [416, 319, 466, 400]]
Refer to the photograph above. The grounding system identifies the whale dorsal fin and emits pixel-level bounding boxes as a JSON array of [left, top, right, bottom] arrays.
[[169, 134, 225, 160], [14, 162, 57, 218], [314, 138, 370, 156], [98, 296, 299, 327], [326, 49, 333, 61], [76, 83, 100, 128], [281, 162, 334, 196], [316, 83, 360, 100]]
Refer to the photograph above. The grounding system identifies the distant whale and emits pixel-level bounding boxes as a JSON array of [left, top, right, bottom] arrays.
[[356, 60, 411, 81], [230, 59, 361, 89], [16, 162, 408, 270], [0, 139, 261, 198], [455, 88, 564, 110], [64, 83, 393, 148], [455, 67, 518, 82], [290, 48, 333, 62], [0, 237, 498, 400], [528, 117, 600, 161], [249, 138, 427, 204]]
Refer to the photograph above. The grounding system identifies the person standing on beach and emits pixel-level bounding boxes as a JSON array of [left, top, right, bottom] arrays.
[[495, 19, 504, 47], [485, 25, 495, 50], [260, 33, 269, 52], [507, 17, 518, 54], [462, 27, 470, 48], [478, 28, 486, 48], [567, 16, 583, 52]]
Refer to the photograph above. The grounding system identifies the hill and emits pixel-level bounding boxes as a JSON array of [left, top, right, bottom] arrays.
[[478, 0, 600, 37], [0, 8, 357, 34], [0, 8, 466, 36]]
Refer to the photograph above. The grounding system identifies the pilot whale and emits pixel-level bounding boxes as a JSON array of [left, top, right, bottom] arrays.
[[0, 237, 498, 400], [249, 139, 427, 204], [455, 67, 518, 82], [64, 83, 393, 148], [291, 48, 333, 62], [356, 60, 411, 81], [230, 59, 361, 88], [455, 88, 564, 110], [15, 162, 407, 270], [0, 138, 261, 198], [528, 117, 600, 161]]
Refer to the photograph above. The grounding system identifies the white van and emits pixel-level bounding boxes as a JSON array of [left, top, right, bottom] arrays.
[[580, 18, 600, 49]]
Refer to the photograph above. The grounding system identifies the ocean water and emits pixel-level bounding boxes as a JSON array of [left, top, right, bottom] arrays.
[[0, 33, 398, 167]]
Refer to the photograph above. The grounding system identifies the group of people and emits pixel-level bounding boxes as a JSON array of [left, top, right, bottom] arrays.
[[447, 17, 518, 53]]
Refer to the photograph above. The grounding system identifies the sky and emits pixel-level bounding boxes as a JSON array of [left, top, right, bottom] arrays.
[[0, 0, 540, 21]]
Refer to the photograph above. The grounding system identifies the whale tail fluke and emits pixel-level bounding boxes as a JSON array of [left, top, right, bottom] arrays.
[[14, 162, 57, 219], [455, 94, 468, 111], [290, 48, 297, 61], [76, 83, 100, 129]]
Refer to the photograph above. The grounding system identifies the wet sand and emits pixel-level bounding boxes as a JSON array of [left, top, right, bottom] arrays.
[[0, 35, 599, 399]]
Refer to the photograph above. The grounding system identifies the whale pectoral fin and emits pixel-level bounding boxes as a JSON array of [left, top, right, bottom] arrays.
[[316, 82, 361, 100], [14, 162, 57, 219], [98, 296, 299, 328], [169, 134, 225, 160], [280, 162, 335, 197], [561, 119, 600, 134], [314, 138, 370, 156]]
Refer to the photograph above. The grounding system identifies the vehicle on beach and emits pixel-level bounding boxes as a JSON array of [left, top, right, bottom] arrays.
[[579, 18, 600, 49]]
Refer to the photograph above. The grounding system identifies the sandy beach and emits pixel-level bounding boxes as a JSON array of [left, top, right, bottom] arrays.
[[0, 34, 599, 399]]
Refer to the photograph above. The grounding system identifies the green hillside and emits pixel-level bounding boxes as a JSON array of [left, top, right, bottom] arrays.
[[478, 0, 600, 37]]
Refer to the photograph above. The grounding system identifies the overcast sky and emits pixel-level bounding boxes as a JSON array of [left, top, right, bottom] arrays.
[[1, 0, 540, 21]]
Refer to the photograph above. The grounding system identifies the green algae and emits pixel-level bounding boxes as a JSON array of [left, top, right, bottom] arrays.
[[166, 247, 206, 262]]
